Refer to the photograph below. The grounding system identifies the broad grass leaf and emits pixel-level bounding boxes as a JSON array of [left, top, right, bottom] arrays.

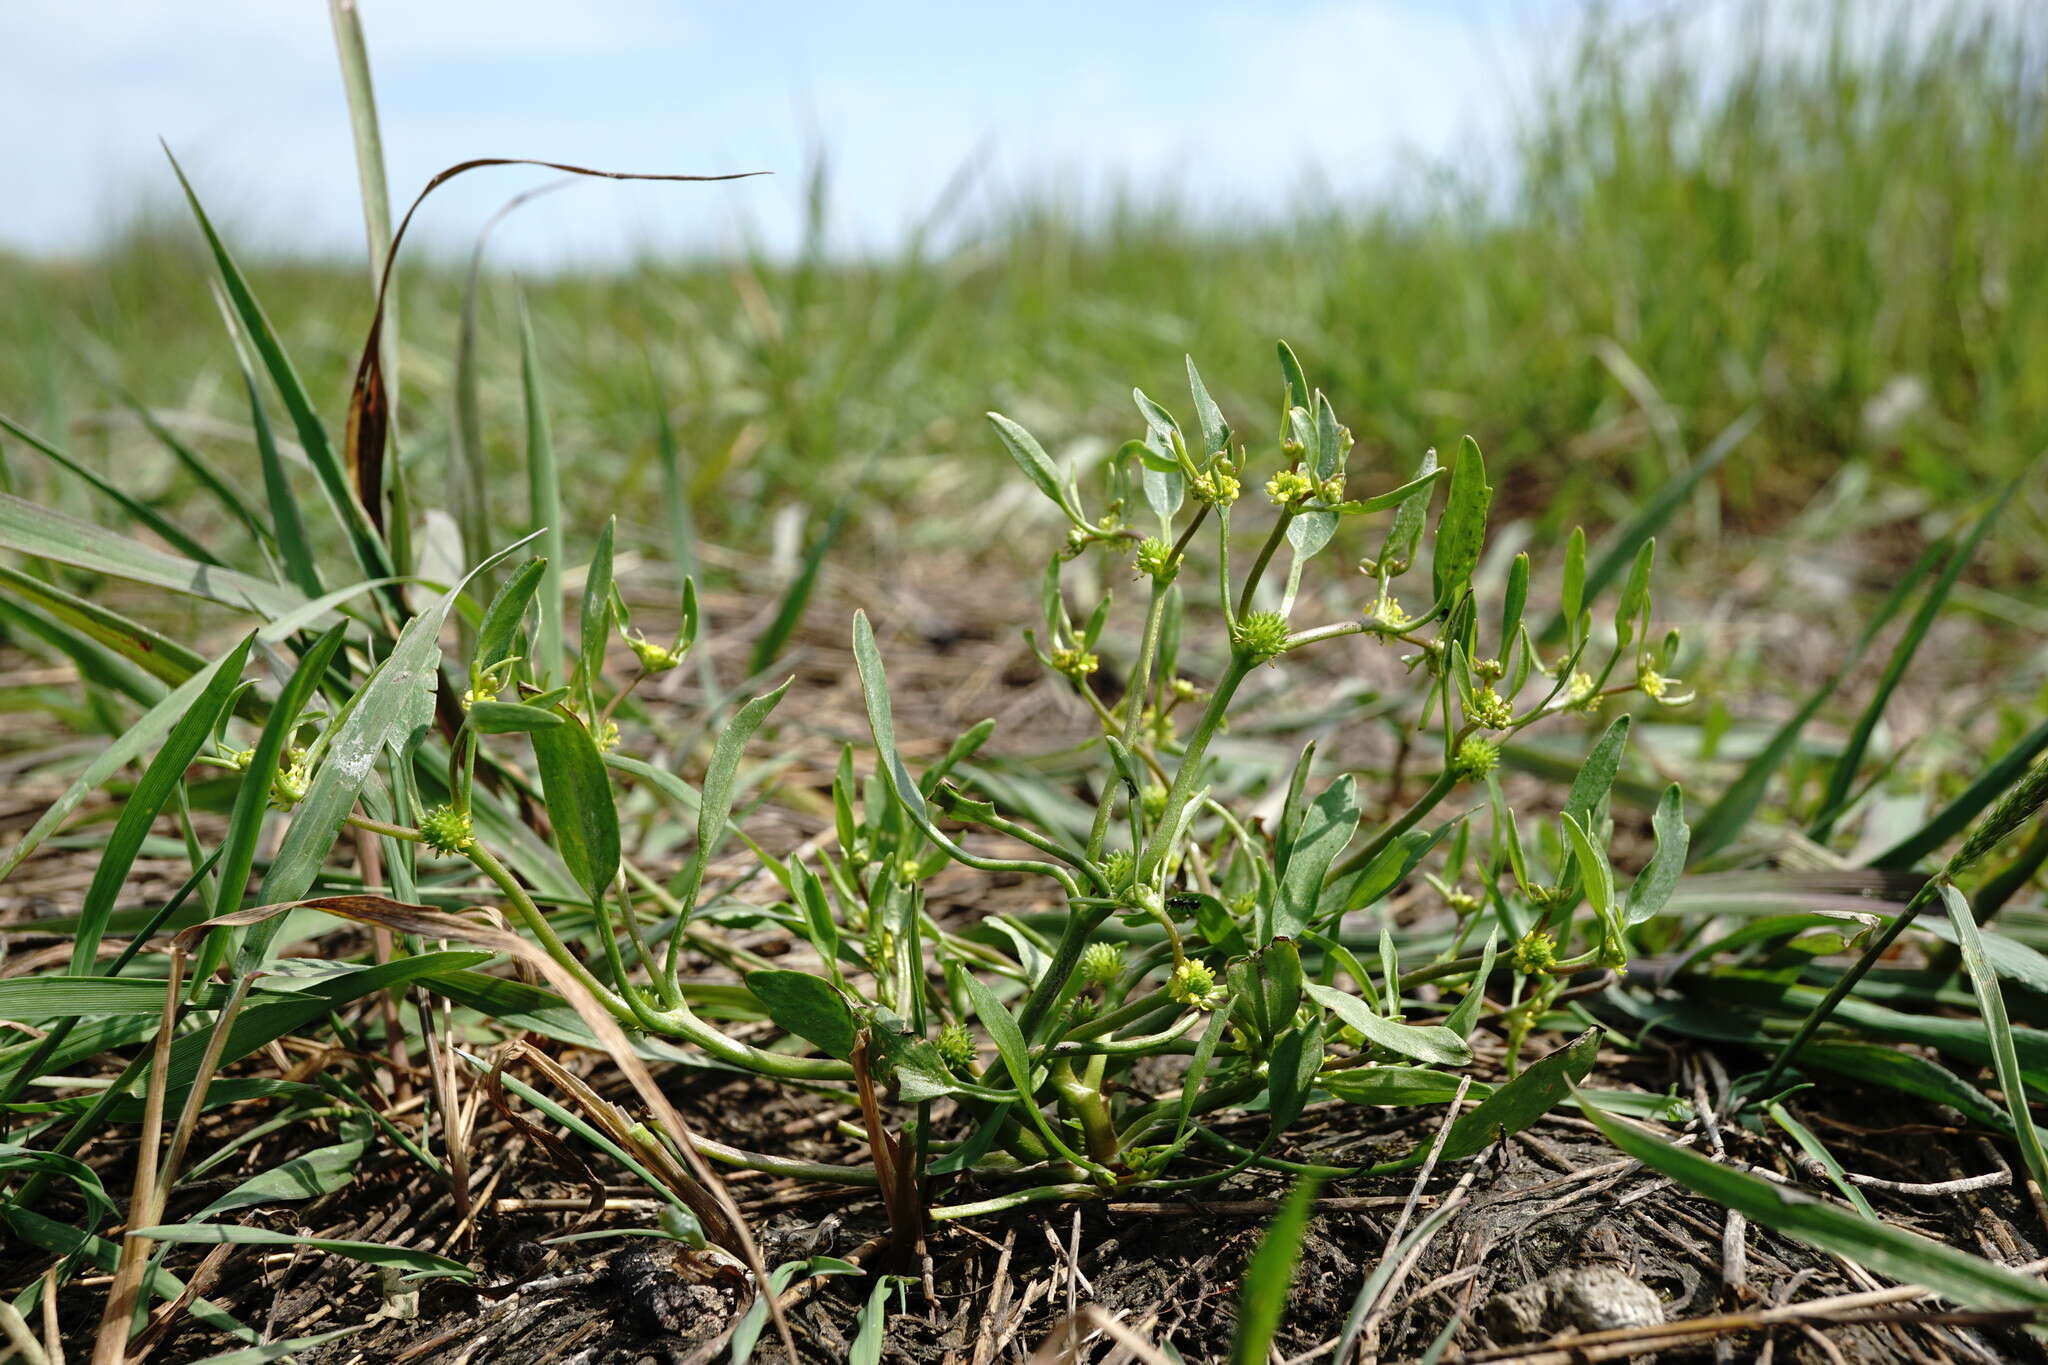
[[1272, 776, 1359, 940], [0, 493, 304, 618], [1429, 436, 1490, 606], [1435, 1028, 1599, 1161], [531, 707, 620, 906], [194, 1123, 371, 1218], [1624, 784, 1689, 925]]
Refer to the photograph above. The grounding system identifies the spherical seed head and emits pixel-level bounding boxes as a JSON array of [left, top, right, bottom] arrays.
[[1452, 735, 1500, 781], [935, 1022, 977, 1070], [1141, 783, 1168, 820], [1101, 849, 1134, 889], [1167, 959, 1225, 1010], [1080, 940, 1125, 987], [1446, 888, 1481, 914], [1512, 930, 1558, 974], [1135, 537, 1174, 580], [1232, 610, 1292, 664], [419, 804, 474, 856]]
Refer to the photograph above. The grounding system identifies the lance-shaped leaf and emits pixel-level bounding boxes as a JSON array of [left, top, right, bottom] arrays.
[[531, 707, 620, 907], [1305, 982, 1470, 1067], [1624, 785, 1689, 925], [988, 412, 1085, 526], [1271, 776, 1359, 941], [1430, 436, 1490, 606]]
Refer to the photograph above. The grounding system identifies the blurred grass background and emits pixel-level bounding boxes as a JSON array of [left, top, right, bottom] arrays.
[[0, 2, 2041, 579]]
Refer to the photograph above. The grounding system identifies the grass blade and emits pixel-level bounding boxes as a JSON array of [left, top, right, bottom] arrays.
[[1941, 882, 2048, 1193], [1581, 1093, 2048, 1310], [1809, 470, 2027, 842], [1232, 1177, 1319, 1364]]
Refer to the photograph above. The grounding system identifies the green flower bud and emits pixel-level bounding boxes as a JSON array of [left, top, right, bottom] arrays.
[[935, 1022, 977, 1070], [1445, 888, 1481, 914], [1231, 610, 1292, 664], [1141, 782, 1168, 820], [1373, 596, 1410, 628], [419, 804, 475, 856], [1080, 940, 1125, 987], [623, 626, 683, 674], [1100, 849, 1134, 888], [1473, 656, 1505, 681], [269, 753, 310, 810], [1452, 735, 1500, 780]]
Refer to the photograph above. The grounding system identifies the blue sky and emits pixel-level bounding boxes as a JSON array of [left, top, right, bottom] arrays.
[[3, 1, 1613, 265]]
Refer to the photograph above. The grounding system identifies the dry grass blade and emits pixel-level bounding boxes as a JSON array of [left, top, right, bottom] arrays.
[[343, 157, 766, 529]]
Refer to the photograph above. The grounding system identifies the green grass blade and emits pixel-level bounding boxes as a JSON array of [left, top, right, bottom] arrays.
[[1942, 881, 2048, 1192], [70, 634, 251, 972], [212, 281, 324, 598], [165, 147, 392, 582], [1690, 535, 1947, 863], [1874, 715, 2048, 870], [0, 563, 207, 685], [0, 411, 220, 565], [1581, 1093, 2048, 1310], [750, 502, 850, 675], [212, 626, 348, 926], [519, 297, 565, 682], [1765, 1101, 1875, 1219], [131, 1223, 472, 1281], [1232, 1176, 1319, 1365], [0, 639, 250, 879], [0, 491, 304, 618], [1810, 471, 2026, 842]]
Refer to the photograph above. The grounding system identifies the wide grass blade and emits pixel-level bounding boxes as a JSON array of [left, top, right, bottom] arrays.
[[130, 1223, 473, 1281], [0, 412, 220, 564], [0, 492, 305, 617], [519, 297, 565, 682]]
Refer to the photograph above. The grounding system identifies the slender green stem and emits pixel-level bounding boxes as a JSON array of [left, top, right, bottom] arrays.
[[1757, 877, 1944, 1095], [1050, 1011, 1200, 1057], [465, 841, 635, 1026], [1331, 766, 1460, 881], [648, 998, 855, 1081], [930, 1183, 1100, 1221], [1123, 580, 1172, 741], [1139, 655, 1252, 881], [1237, 509, 1296, 618], [1017, 903, 1116, 1042]]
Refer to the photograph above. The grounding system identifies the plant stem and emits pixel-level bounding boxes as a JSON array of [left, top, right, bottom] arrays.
[[1757, 877, 1944, 1095], [1017, 903, 1116, 1043], [465, 841, 635, 1026], [1331, 766, 1460, 881], [1139, 655, 1253, 881], [1236, 509, 1296, 618]]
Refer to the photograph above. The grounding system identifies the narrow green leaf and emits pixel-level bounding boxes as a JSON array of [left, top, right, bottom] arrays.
[[988, 412, 1084, 526], [72, 633, 252, 970], [1583, 1092, 2048, 1310], [1233, 1177, 1320, 1365], [132, 1223, 474, 1281], [578, 516, 616, 689], [167, 147, 391, 582], [1874, 715, 2048, 869], [475, 556, 547, 672], [1562, 715, 1630, 827], [1943, 882, 2048, 1191], [520, 298, 565, 682], [0, 411, 219, 564], [195, 1126, 371, 1218], [1304, 982, 1470, 1067], [672, 679, 792, 914], [1691, 536, 1946, 861], [0, 492, 305, 618], [1812, 471, 2029, 842]]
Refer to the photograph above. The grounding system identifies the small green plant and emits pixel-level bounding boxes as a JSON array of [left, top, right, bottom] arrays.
[[281, 345, 1690, 1222]]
